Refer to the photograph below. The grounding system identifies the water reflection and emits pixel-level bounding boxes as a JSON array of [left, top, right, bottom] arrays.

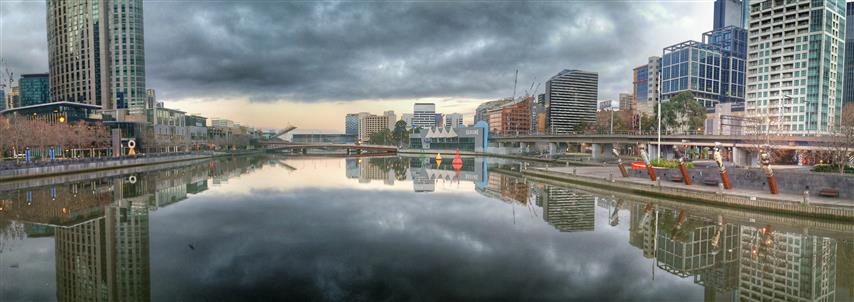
[[0, 155, 850, 301]]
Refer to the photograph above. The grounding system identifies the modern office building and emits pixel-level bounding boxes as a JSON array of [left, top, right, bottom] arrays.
[[745, 0, 846, 134], [412, 103, 437, 128], [185, 115, 208, 147], [47, 0, 147, 113], [19, 73, 50, 107], [843, 1, 854, 104], [345, 112, 368, 136], [545, 69, 598, 133], [714, 0, 745, 30], [633, 65, 649, 112], [444, 113, 464, 128], [8, 86, 20, 108], [211, 119, 236, 129], [532, 94, 547, 133], [662, 26, 746, 111], [541, 186, 595, 233], [0, 90, 5, 111], [359, 114, 390, 142]]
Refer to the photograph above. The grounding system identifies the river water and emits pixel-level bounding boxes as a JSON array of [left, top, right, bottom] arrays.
[[0, 155, 851, 301]]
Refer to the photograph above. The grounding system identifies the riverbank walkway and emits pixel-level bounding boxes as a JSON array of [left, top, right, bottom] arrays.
[[539, 166, 854, 210]]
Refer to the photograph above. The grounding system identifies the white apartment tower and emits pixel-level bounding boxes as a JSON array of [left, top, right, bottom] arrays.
[[745, 0, 846, 135]]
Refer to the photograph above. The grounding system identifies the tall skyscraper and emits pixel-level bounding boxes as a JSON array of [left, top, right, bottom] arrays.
[[145, 89, 156, 110], [714, 0, 745, 30], [745, 0, 846, 135], [545, 69, 598, 133], [0, 90, 5, 111], [412, 103, 437, 128], [47, 0, 147, 113], [843, 2, 854, 104], [19, 73, 50, 107]]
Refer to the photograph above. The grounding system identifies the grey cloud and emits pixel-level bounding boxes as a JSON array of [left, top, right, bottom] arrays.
[[1, 1, 708, 103]]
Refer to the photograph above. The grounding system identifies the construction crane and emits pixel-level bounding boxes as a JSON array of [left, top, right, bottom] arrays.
[[511, 69, 518, 100]]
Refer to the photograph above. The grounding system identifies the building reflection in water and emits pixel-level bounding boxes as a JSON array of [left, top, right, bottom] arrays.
[[0, 156, 262, 302], [0, 156, 849, 301]]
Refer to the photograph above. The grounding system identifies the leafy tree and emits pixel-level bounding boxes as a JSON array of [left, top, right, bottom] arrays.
[[392, 120, 409, 147], [660, 91, 706, 134], [369, 128, 394, 146]]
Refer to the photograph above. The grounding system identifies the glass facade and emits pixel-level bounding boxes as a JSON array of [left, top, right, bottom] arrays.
[[661, 26, 747, 111], [19, 73, 50, 107], [633, 65, 649, 104]]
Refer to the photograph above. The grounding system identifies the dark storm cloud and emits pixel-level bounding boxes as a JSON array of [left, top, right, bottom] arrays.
[[1, 1, 706, 102]]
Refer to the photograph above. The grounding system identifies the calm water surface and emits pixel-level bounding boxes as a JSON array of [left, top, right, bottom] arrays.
[[0, 155, 851, 302]]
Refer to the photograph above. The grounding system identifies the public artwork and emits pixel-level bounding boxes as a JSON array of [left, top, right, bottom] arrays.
[[713, 142, 732, 189], [612, 146, 629, 177], [760, 145, 778, 194], [675, 145, 692, 185], [639, 145, 657, 181]]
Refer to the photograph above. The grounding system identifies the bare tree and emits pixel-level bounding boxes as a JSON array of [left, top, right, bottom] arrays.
[[827, 103, 854, 174]]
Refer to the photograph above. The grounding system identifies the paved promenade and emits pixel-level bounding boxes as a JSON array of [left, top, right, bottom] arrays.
[[544, 166, 853, 209]]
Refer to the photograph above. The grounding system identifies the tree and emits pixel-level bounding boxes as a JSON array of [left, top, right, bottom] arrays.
[[392, 120, 409, 147], [369, 129, 394, 146], [827, 103, 854, 174], [660, 92, 706, 134]]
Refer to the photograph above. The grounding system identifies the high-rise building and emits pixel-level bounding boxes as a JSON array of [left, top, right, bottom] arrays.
[[401, 113, 413, 127], [19, 73, 50, 107], [384, 110, 397, 130], [619, 93, 635, 112], [0, 90, 6, 111], [713, 0, 744, 30], [662, 26, 746, 111], [359, 114, 390, 142], [8, 86, 20, 108], [47, 0, 147, 113], [412, 103, 437, 128], [545, 69, 598, 133], [745, 0, 845, 135], [345, 112, 369, 136], [843, 2, 854, 104], [646, 56, 662, 114], [146, 89, 156, 110], [633, 65, 649, 111], [444, 113, 464, 128]]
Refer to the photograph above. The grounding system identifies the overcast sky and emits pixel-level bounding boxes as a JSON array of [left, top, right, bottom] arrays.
[[0, 0, 713, 131]]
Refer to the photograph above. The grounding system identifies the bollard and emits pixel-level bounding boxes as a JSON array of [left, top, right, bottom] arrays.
[[573, 168, 577, 175], [565, 161, 569, 167], [803, 190, 810, 204], [609, 173, 614, 182], [718, 183, 724, 194]]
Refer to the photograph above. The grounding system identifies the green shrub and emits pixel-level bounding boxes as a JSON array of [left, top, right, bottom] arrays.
[[650, 159, 694, 169], [812, 164, 854, 174]]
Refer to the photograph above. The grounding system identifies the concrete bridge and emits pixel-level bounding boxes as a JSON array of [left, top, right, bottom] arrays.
[[261, 142, 398, 154], [490, 132, 842, 166]]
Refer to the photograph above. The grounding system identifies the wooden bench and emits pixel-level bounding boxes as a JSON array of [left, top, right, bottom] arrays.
[[818, 188, 839, 198], [670, 175, 683, 182], [703, 178, 719, 186]]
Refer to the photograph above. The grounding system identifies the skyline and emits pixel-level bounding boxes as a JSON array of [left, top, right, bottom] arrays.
[[0, 1, 713, 131]]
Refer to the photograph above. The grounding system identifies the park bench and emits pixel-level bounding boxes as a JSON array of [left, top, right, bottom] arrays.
[[703, 177, 719, 186], [818, 188, 840, 198]]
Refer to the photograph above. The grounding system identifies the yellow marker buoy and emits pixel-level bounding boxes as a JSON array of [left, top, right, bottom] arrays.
[[436, 153, 443, 160]]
